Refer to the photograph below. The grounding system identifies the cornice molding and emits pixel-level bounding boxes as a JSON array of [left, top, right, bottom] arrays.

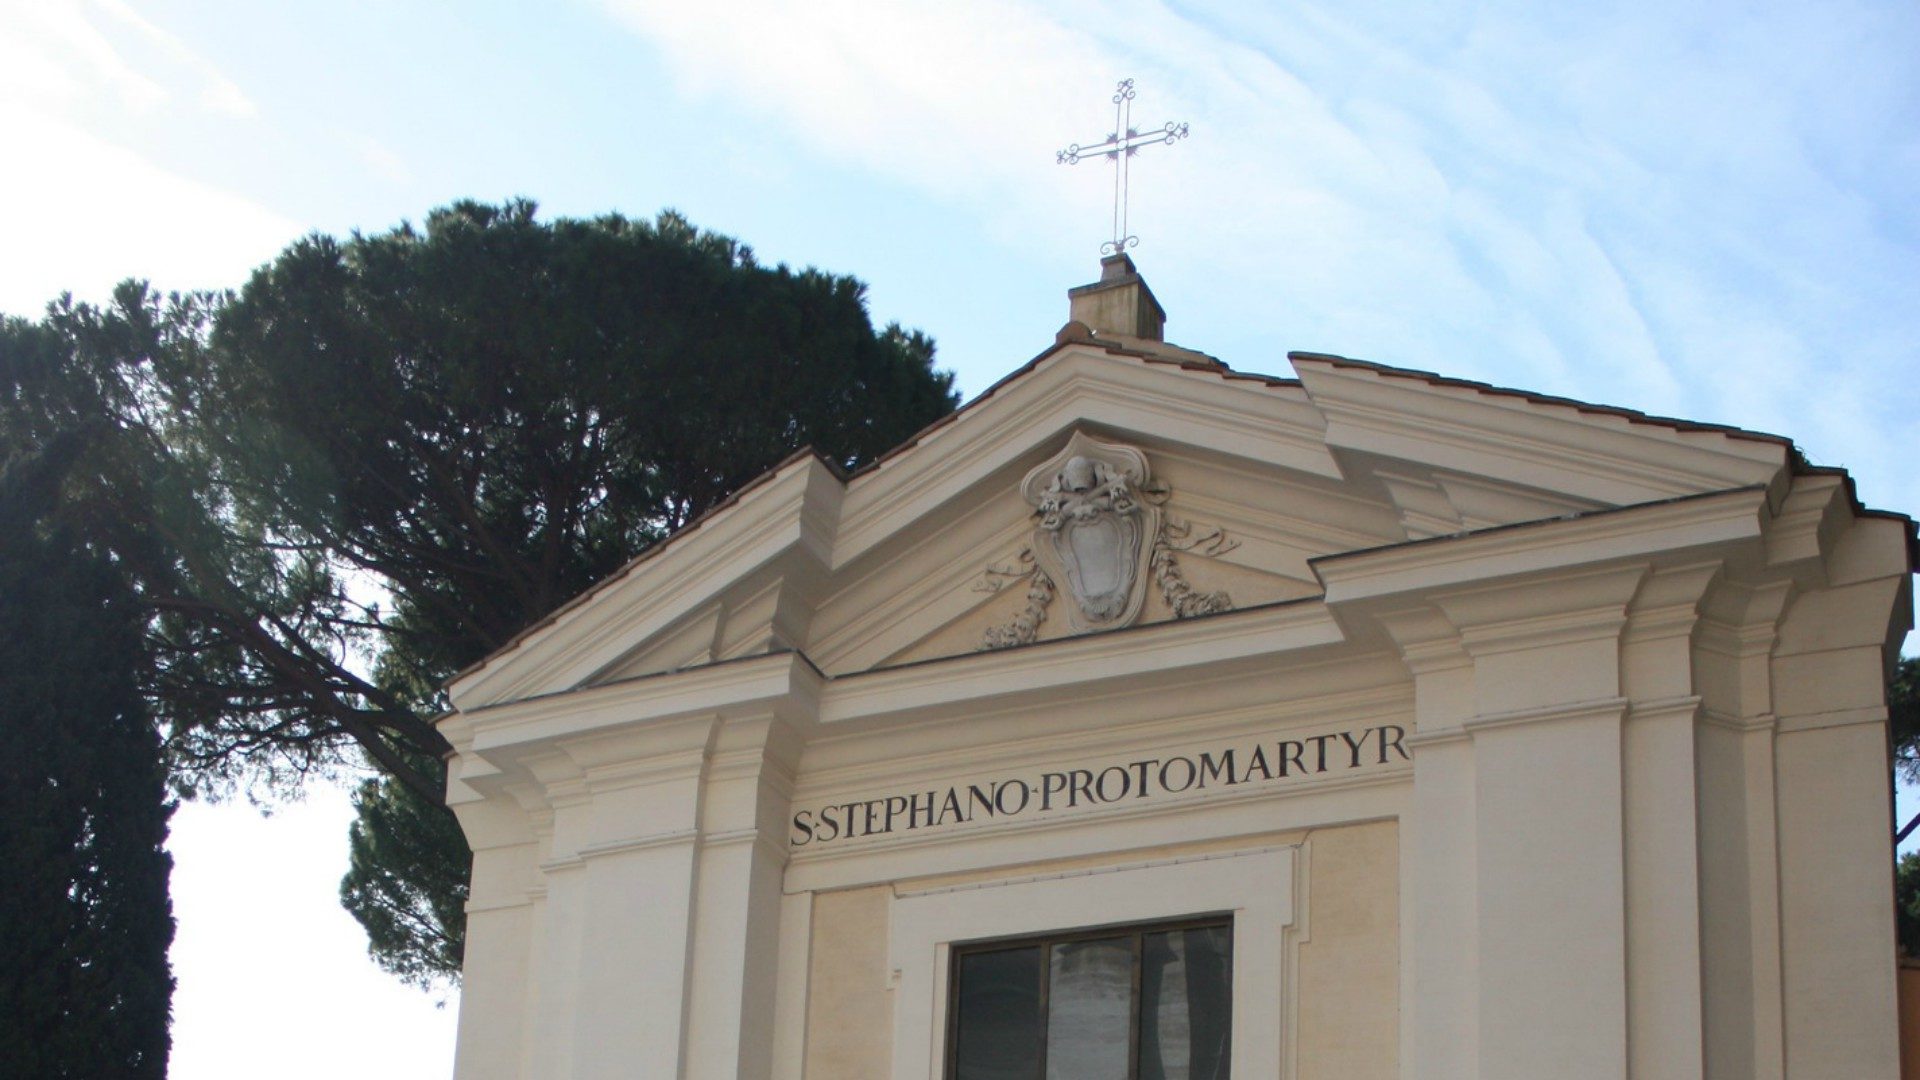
[[1315, 487, 1765, 606], [1763, 472, 1847, 573], [1775, 704, 1888, 735], [1698, 708, 1774, 733], [816, 600, 1344, 727], [831, 350, 1340, 569], [894, 843, 1300, 900], [539, 827, 701, 872], [1399, 727, 1468, 750], [466, 651, 817, 757], [1455, 605, 1629, 657], [1459, 696, 1631, 737], [1291, 357, 1787, 506], [1625, 695, 1703, 723], [450, 457, 833, 710]]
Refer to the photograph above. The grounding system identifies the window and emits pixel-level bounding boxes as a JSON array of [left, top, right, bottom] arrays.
[[889, 846, 1288, 1079], [947, 918, 1232, 1080]]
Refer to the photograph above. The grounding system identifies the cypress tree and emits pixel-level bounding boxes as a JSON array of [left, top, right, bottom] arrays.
[[0, 434, 175, 1078]]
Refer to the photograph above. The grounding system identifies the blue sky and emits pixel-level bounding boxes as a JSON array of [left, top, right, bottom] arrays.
[[4, 1, 1917, 1076]]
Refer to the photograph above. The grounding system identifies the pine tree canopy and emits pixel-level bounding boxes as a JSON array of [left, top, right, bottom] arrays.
[[0, 200, 958, 988]]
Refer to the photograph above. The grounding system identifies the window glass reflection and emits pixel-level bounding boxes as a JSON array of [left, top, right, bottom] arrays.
[[949, 920, 1232, 1080], [1044, 937, 1132, 1080], [955, 946, 1043, 1080], [1139, 927, 1231, 1080]]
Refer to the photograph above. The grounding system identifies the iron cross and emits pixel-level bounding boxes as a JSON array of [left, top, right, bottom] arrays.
[[1056, 78, 1190, 257]]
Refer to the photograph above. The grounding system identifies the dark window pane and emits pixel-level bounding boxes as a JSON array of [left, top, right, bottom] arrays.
[[1139, 927, 1232, 1080], [956, 946, 1043, 1080], [1045, 937, 1134, 1080]]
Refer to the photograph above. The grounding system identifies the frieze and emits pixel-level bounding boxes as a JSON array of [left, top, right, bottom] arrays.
[[789, 722, 1410, 848]]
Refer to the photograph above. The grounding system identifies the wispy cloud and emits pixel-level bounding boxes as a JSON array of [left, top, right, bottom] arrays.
[[342, 132, 413, 187], [599, 0, 1106, 204], [0, 0, 259, 117], [0, 105, 298, 311], [93, 0, 258, 117], [597, 0, 1920, 514], [0, 1, 289, 311], [0, 1, 166, 111]]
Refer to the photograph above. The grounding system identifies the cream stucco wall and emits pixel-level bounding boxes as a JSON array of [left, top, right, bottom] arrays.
[[803, 886, 893, 1080], [796, 821, 1402, 1080], [1296, 820, 1400, 1080], [436, 326, 1913, 1080]]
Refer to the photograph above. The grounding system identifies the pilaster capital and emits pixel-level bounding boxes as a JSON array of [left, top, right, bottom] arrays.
[[1374, 605, 1470, 676]]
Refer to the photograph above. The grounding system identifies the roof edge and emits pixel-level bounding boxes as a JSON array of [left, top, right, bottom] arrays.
[[446, 341, 1917, 704], [442, 446, 840, 697], [1288, 351, 1791, 448]]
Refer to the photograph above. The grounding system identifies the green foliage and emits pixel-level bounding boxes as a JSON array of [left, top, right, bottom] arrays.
[[1899, 851, 1920, 958], [202, 200, 954, 725], [0, 433, 175, 1077], [0, 201, 958, 989], [0, 284, 385, 800], [1895, 656, 1920, 956], [341, 766, 469, 989], [1890, 656, 1919, 785], [218, 201, 956, 982]]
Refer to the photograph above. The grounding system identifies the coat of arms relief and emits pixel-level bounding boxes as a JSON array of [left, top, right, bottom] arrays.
[[979, 432, 1233, 651]]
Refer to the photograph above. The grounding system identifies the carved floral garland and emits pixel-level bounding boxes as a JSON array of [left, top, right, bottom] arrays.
[[1151, 516, 1234, 619], [979, 569, 1055, 650]]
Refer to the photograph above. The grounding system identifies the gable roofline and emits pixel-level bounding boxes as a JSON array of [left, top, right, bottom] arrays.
[[845, 323, 1296, 484], [443, 446, 840, 694], [1287, 351, 1791, 448], [444, 335, 1914, 705], [1797, 464, 1920, 572], [443, 331, 1298, 701], [1289, 350, 1913, 568]]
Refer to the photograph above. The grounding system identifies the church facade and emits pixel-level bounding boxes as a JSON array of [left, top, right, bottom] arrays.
[[438, 256, 1916, 1079]]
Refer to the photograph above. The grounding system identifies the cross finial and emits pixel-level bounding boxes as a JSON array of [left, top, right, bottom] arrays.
[[1056, 78, 1190, 257]]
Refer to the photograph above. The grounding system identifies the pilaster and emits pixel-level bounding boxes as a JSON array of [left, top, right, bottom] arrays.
[[444, 762, 543, 1080], [1694, 579, 1791, 1080], [1377, 606, 1477, 1080], [1618, 563, 1720, 1080], [1382, 564, 1649, 1080], [682, 716, 803, 1080], [445, 651, 820, 1080], [1768, 516, 1911, 1078], [558, 720, 714, 1080]]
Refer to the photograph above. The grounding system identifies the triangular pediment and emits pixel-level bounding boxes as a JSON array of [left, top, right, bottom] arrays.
[[443, 335, 1796, 713]]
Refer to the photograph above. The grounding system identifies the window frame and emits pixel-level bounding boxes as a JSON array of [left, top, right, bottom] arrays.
[[943, 913, 1235, 1080], [887, 845, 1294, 1080]]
